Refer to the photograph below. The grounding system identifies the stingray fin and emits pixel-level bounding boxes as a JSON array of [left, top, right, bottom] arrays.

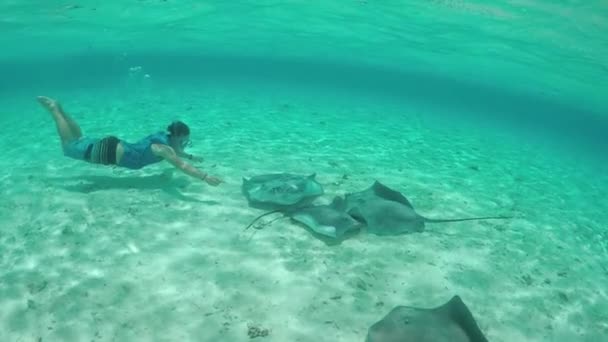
[[371, 181, 414, 208], [347, 206, 367, 225], [437, 296, 489, 342], [329, 196, 347, 211]]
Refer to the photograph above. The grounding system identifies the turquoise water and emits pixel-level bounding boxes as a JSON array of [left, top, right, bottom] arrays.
[[1, 1, 607, 341]]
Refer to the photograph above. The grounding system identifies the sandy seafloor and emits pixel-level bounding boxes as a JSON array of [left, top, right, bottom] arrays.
[[0, 80, 607, 342]]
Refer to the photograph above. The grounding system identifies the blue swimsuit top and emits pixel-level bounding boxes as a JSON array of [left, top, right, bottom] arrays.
[[117, 132, 170, 170]]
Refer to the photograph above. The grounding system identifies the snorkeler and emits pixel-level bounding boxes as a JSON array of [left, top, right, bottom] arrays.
[[37, 96, 222, 186]]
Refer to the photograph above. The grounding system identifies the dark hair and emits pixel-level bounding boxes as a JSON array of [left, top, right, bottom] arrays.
[[167, 121, 190, 137]]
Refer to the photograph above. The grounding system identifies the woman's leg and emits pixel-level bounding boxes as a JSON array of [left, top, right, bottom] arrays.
[[37, 96, 82, 145]]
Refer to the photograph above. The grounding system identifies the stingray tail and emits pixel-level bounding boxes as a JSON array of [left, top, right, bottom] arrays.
[[424, 216, 512, 224], [243, 209, 284, 232]]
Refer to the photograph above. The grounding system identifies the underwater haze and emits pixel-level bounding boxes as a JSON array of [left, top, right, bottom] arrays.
[[1, 1, 607, 341]]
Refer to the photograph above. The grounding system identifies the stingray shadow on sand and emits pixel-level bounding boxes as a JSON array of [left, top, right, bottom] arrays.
[[45, 170, 218, 204]]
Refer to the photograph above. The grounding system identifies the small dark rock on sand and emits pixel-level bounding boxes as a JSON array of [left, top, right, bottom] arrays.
[[247, 323, 269, 339]]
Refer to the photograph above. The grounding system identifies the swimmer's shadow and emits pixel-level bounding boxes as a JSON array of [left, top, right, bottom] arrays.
[[47, 172, 218, 204]]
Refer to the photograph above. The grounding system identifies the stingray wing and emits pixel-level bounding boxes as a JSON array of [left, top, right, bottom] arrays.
[[290, 205, 361, 239], [366, 296, 488, 342], [242, 173, 324, 209], [372, 181, 414, 208]]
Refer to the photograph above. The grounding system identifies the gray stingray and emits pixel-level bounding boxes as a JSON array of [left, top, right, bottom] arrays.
[[366, 295, 488, 342], [244, 196, 363, 240], [242, 173, 324, 210], [345, 181, 511, 235]]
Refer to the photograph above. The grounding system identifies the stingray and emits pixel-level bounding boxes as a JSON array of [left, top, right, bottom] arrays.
[[366, 295, 488, 342], [244, 196, 363, 240], [241, 173, 324, 210], [345, 181, 511, 236], [242, 173, 352, 241], [290, 197, 363, 239]]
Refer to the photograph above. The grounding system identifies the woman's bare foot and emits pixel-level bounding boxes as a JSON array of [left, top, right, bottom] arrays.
[[37, 96, 62, 113], [38, 95, 82, 143]]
